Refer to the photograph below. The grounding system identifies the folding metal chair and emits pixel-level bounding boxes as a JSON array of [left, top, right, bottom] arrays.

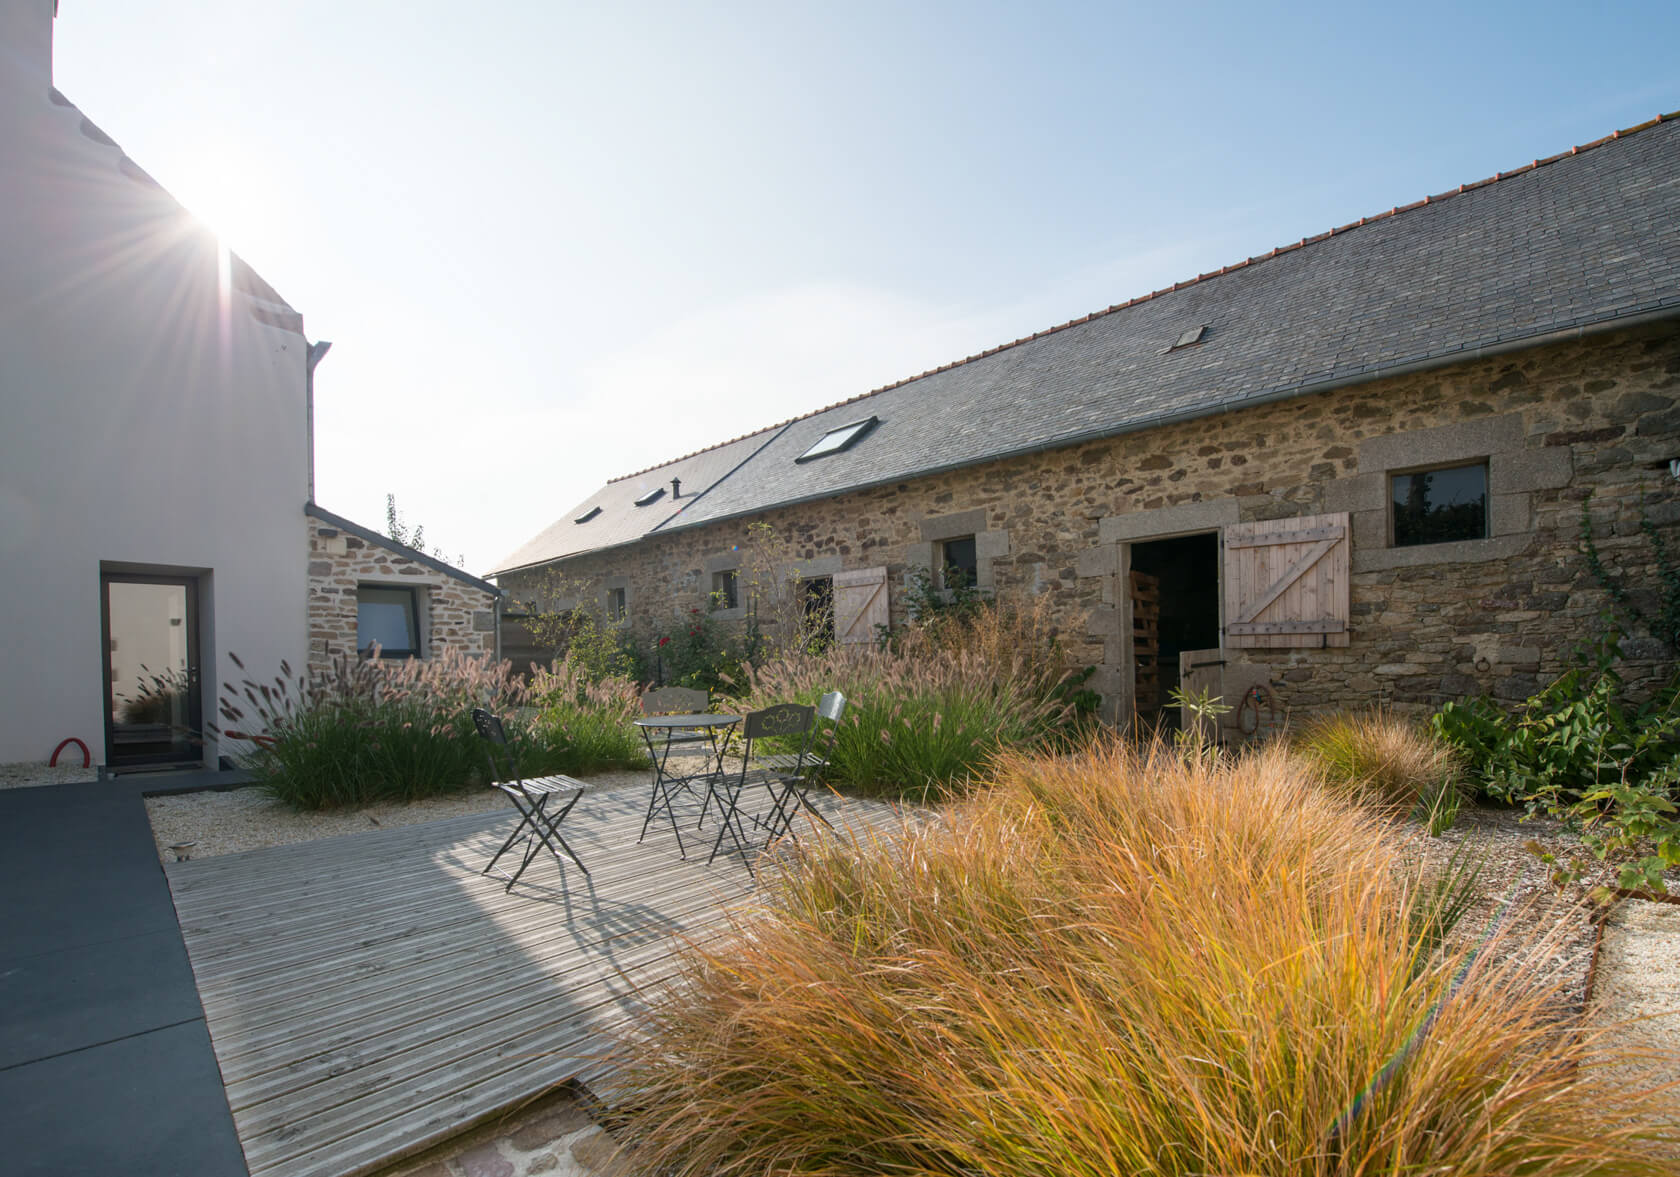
[[704, 702, 814, 875], [472, 708, 588, 891], [763, 690, 845, 842]]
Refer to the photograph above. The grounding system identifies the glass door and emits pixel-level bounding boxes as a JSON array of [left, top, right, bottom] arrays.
[[102, 574, 202, 767]]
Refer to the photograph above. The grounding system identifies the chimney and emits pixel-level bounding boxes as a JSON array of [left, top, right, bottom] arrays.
[[3, 1, 58, 87], [670, 477, 682, 499]]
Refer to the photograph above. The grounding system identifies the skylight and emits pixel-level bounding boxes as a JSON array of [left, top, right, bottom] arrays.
[[574, 506, 602, 524], [632, 487, 666, 507], [1170, 324, 1208, 350], [796, 416, 879, 463]]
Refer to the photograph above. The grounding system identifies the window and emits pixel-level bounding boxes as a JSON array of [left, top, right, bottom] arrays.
[[796, 416, 879, 463], [939, 535, 978, 590], [607, 586, 627, 622], [711, 569, 739, 610], [574, 506, 602, 524], [357, 586, 419, 658], [632, 487, 665, 507], [1391, 463, 1488, 547]]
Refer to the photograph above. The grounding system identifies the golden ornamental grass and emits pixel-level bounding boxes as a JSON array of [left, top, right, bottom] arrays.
[[1293, 708, 1465, 816], [611, 741, 1672, 1176]]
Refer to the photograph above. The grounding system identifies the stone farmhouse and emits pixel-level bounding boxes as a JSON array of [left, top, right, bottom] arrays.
[[0, 0, 499, 772], [494, 114, 1680, 731]]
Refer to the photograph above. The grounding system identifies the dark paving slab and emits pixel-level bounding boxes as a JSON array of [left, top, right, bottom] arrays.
[[0, 791, 179, 952], [0, 771, 251, 1177], [0, 1020, 248, 1177], [0, 927, 202, 1070]]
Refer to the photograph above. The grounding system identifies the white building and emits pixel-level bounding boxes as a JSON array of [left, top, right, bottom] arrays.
[[0, 0, 322, 770]]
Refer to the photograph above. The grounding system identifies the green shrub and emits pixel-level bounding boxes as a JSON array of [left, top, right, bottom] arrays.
[[1294, 709, 1464, 829], [1430, 632, 1680, 891], [648, 605, 747, 696], [612, 741, 1669, 1176], [562, 612, 645, 684]]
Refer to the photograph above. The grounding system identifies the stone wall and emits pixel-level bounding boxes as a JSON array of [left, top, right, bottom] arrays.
[[502, 322, 1680, 720], [308, 519, 498, 670]]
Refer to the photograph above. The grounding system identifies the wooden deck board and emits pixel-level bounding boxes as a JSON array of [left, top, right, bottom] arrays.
[[164, 784, 905, 1177]]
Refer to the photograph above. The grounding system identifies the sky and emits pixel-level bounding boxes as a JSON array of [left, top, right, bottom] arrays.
[[49, 1, 1680, 576]]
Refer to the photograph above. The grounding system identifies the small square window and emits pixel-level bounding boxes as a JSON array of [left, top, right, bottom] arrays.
[[939, 536, 979, 590], [711, 569, 739, 610], [1391, 462, 1488, 547], [357, 586, 419, 658], [607, 586, 627, 622]]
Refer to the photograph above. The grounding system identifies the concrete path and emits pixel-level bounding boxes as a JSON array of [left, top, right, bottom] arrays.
[[0, 771, 251, 1177]]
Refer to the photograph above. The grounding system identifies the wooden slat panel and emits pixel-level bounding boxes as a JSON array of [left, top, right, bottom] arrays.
[[1221, 512, 1351, 649], [833, 566, 889, 645], [164, 784, 909, 1177]]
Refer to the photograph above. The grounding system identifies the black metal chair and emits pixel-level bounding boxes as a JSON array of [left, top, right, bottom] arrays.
[[704, 702, 815, 875], [640, 686, 712, 754], [764, 690, 845, 842], [472, 708, 588, 891]]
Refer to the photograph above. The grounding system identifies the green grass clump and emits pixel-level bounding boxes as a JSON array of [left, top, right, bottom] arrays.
[[1294, 708, 1465, 828], [612, 741, 1671, 1176], [739, 599, 1079, 800], [527, 657, 648, 775]]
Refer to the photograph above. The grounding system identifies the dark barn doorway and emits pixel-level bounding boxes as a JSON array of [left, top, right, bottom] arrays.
[[1128, 533, 1220, 732]]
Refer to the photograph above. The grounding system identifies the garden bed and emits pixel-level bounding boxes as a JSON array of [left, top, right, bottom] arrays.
[[143, 768, 648, 864]]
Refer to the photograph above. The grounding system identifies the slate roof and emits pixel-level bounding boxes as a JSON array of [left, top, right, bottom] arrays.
[[491, 427, 784, 574], [493, 113, 1680, 575], [307, 504, 503, 596]]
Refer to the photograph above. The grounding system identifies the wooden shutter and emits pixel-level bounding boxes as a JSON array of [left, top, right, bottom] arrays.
[[1222, 512, 1350, 649], [833, 567, 889, 645]]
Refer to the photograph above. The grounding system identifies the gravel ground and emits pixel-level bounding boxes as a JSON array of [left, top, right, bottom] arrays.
[[1, 760, 98, 790], [143, 769, 650, 863]]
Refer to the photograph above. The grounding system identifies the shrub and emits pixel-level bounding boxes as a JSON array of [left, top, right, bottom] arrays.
[[648, 605, 746, 696], [1431, 632, 1680, 891], [611, 742, 1672, 1176], [1294, 709, 1464, 828]]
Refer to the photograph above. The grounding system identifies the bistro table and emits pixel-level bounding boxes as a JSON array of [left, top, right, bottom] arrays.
[[633, 713, 740, 857]]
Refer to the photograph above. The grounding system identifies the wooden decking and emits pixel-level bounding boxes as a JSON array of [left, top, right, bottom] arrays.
[[164, 783, 906, 1177]]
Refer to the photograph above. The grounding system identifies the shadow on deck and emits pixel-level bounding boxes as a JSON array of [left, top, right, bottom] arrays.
[[164, 782, 907, 1177]]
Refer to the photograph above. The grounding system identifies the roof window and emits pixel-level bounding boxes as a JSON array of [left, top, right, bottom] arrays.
[[632, 487, 666, 507], [797, 416, 879, 463], [574, 506, 602, 524], [1168, 325, 1209, 351]]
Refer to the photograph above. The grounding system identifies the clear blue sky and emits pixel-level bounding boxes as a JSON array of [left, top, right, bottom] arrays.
[[51, 1, 1680, 574]]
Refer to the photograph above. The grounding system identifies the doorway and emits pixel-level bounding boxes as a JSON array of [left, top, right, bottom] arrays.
[[1127, 533, 1220, 731], [101, 573, 202, 768], [800, 576, 835, 649]]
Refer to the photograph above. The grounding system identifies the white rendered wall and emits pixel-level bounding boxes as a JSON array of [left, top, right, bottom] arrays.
[[0, 2, 310, 766]]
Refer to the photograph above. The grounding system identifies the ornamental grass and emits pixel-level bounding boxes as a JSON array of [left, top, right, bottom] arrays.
[[218, 648, 643, 809], [739, 598, 1080, 800], [610, 741, 1672, 1176], [1293, 708, 1466, 829]]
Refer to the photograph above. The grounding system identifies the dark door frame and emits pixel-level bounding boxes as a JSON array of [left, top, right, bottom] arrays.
[[100, 572, 204, 769]]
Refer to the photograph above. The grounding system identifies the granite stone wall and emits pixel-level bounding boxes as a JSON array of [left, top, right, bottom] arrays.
[[308, 521, 498, 670], [502, 323, 1680, 721]]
